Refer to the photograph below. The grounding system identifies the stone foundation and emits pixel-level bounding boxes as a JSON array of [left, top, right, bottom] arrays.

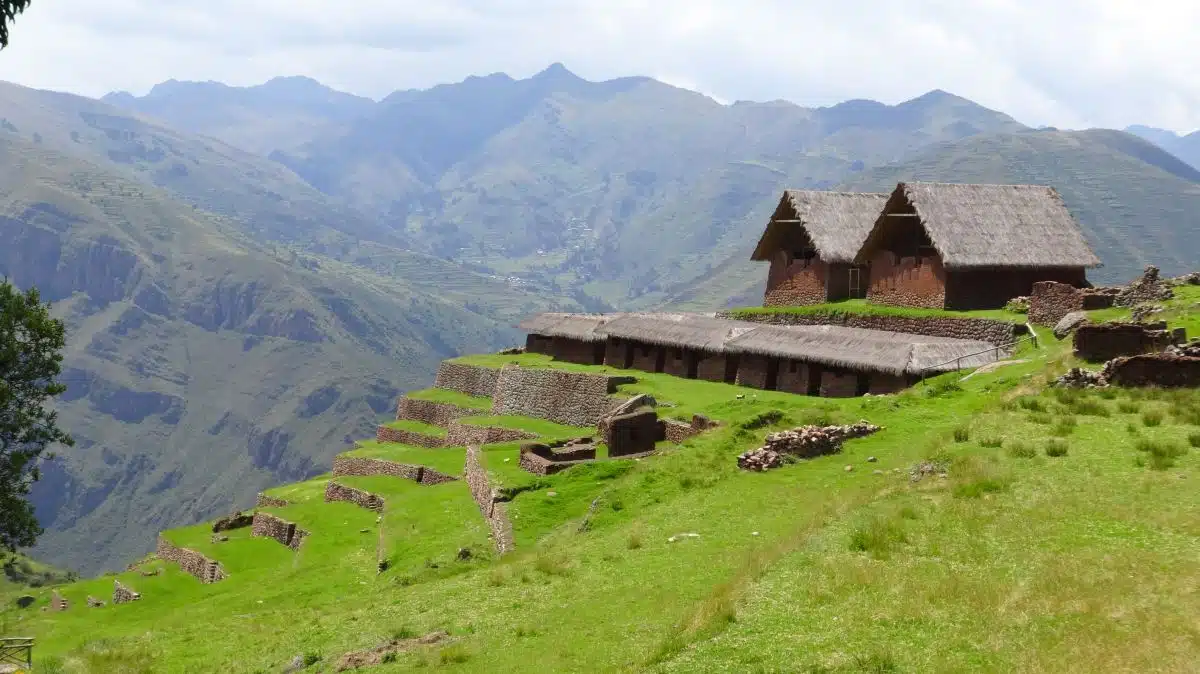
[[212, 512, 254, 533], [1030, 281, 1119, 325], [87, 596, 104, 608], [660, 414, 718, 444], [445, 420, 537, 447], [324, 481, 386, 512], [490, 366, 633, 427], [518, 451, 595, 476], [255, 493, 289, 508], [738, 421, 882, 471], [376, 425, 446, 448], [720, 310, 1018, 347], [156, 536, 226, 583], [1074, 323, 1177, 362], [464, 445, 514, 555], [332, 456, 458, 485], [434, 362, 501, 397], [1105, 354, 1200, 388], [251, 512, 309, 551], [397, 397, 485, 427], [113, 580, 140, 604]]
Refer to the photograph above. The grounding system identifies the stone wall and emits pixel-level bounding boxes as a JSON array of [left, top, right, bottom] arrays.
[[255, 493, 289, 508], [518, 451, 593, 476], [1106, 355, 1200, 388], [156, 536, 226, 583], [445, 420, 537, 447], [764, 256, 829, 306], [212, 512, 254, 533], [332, 456, 457, 485], [1029, 281, 1083, 326], [1074, 323, 1176, 362], [604, 408, 661, 457], [376, 425, 446, 448], [397, 397, 485, 427], [434, 362, 500, 397], [464, 445, 514, 555], [324, 481, 386, 513], [661, 414, 718, 444], [718, 311, 1018, 347], [113, 580, 140, 604], [490, 366, 632, 427], [865, 251, 947, 309], [735, 354, 772, 389], [251, 512, 309, 551], [776, 359, 812, 395]]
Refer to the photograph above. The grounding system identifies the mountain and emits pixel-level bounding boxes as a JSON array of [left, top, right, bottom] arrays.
[[0, 131, 580, 574], [1125, 124, 1200, 171], [102, 76, 376, 155], [666, 128, 1200, 310]]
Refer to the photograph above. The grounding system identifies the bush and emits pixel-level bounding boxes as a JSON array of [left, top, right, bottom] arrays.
[[953, 427, 970, 443], [1135, 438, 1187, 470], [1007, 442, 1036, 459], [1045, 439, 1069, 457], [1117, 400, 1140, 414], [304, 653, 322, 667], [1189, 432, 1200, 449], [1029, 412, 1053, 425], [1142, 410, 1165, 427], [1051, 416, 1077, 437], [1018, 397, 1047, 412], [980, 437, 1004, 449]]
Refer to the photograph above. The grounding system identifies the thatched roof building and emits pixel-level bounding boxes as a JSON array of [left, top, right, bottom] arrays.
[[517, 313, 619, 343], [598, 313, 758, 353]]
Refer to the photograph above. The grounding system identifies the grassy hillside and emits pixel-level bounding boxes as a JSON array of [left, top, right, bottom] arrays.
[[5, 288, 1197, 672], [0, 134, 582, 574]]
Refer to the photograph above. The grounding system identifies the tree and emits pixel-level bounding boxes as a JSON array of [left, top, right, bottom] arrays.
[[1, 0, 31, 49], [0, 279, 72, 554]]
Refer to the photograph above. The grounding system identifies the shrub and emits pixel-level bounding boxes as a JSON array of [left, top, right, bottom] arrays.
[[382, 652, 399, 664], [304, 653, 322, 667], [1135, 438, 1187, 470], [1142, 410, 1165, 427], [1018, 397, 1047, 412], [1045, 439, 1069, 457], [1007, 442, 1036, 458], [923, 378, 963, 397], [1189, 432, 1200, 449], [1029, 412, 1053, 425], [1117, 400, 1141, 414], [953, 427, 970, 443], [1051, 416, 1077, 437], [392, 626, 418, 641], [980, 437, 1004, 449], [534, 552, 571, 577], [439, 644, 472, 665], [1068, 399, 1111, 417]]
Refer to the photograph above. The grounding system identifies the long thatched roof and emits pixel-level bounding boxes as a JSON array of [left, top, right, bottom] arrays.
[[597, 313, 759, 353], [857, 182, 1102, 269], [516, 313, 619, 342], [751, 190, 889, 263]]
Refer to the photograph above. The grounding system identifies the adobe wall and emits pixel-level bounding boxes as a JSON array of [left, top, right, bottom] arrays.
[[696, 352, 728, 382], [1074, 323, 1175, 362], [776, 360, 811, 395], [1106, 355, 1200, 388], [764, 255, 829, 306], [525, 334, 553, 355], [629, 343, 663, 373], [820, 370, 859, 398], [865, 251, 947, 309], [251, 512, 309, 551], [445, 420, 537, 447], [397, 397, 485, 427], [113, 581, 140, 604], [332, 456, 458, 485], [663, 346, 691, 378], [434, 362, 500, 397], [718, 311, 1017, 347], [255, 493, 289, 508], [490, 365, 633, 427], [376, 425, 446, 448], [869, 373, 909, 395], [551, 337, 605, 365], [464, 445, 514, 555], [156, 536, 226, 583], [324, 481, 386, 513], [735, 354, 772, 389]]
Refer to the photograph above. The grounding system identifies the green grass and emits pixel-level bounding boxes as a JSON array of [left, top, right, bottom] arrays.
[[381, 419, 448, 437], [405, 387, 493, 410], [341, 441, 467, 476], [460, 415, 593, 440], [724, 299, 1029, 324]]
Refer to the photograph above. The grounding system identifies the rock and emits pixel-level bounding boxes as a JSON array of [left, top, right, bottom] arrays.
[[15, 595, 34, 609], [359, 528, 369, 534], [909, 460, 949, 483], [87, 596, 105, 608], [211, 534, 229, 543], [456, 547, 472, 561], [873, 470, 884, 475], [282, 654, 306, 673], [546, 491, 557, 497], [866, 456, 878, 463], [1053, 367, 1108, 388], [1053, 311, 1089, 339], [751, 531, 760, 536], [1165, 339, 1200, 358], [844, 465, 854, 472]]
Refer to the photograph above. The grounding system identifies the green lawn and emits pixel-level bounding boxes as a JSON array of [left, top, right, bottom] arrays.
[[460, 415, 593, 440], [342, 441, 467, 477], [382, 419, 449, 438], [6, 299, 1199, 672], [723, 298, 1030, 324], [405, 387, 493, 410]]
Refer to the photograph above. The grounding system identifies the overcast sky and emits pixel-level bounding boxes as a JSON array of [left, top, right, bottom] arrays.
[[3, 0, 1198, 133]]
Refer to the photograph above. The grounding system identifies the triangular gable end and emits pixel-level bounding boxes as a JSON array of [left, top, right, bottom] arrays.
[[853, 183, 937, 266], [750, 191, 817, 261]]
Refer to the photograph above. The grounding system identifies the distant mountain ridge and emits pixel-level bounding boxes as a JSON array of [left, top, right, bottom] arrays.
[[1125, 124, 1200, 171]]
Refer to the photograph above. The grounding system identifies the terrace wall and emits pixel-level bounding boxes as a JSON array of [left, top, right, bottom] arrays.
[[764, 256, 829, 306], [324, 481, 386, 513], [464, 445, 514, 554], [251, 512, 308, 551], [332, 456, 458, 485], [490, 365, 632, 427], [376, 425, 446, 448], [397, 397, 485, 427], [717, 311, 1017, 347], [255, 493, 289, 508], [445, 420, 537, 447], [1106, 355, 1200, 388], [434, 362, 501, 397], [155, 536, 226, 583], [865, 251, 947, 309], [1074, 323, 1175, 362]]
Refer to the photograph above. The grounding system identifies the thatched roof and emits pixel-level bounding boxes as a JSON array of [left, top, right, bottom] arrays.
[[726, 324, 999, 376], [857, 182, 1102, 269], [517, 313, 619, 342], [597, 313, 759, 353], [751, 190, 889, 263]]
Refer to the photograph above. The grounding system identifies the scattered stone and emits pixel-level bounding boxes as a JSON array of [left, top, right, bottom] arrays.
[[283, 654, 306, 673], [359, 529, 370, 534], [212, 511, 254, 533], [1005, 296, 1031, 313], [1129, 304, 1164, 323], [1053, 311, 1089, 339], [546, 491, 557, 497], [751, 532, 760, 536], [866, 456, 878, 463], [737, 421, 883, 472], [498, 346, 525, 355], [874, 470, 884, 475], [736, 394, 745, 400], [335, 631, 450, 671], [736, 447, 784, 472], [1116, 266, 1174, 307], [1176, 272, 1200, 286], [1053, 367, 1108, 388], [503, 457, 511, 462], [909, 460, 950, 483], [844, 465, 854, 472], [87, 596, 105, 608], [113, 580, 141, 604], [139, 568, 161, 577], [211, 534, 229, 544], [15, 595, 34, 609], [1165, 339, 1200, 358]]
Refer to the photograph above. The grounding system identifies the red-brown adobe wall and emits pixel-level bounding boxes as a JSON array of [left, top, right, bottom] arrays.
[[865, 251, 947, 309], [663, 346, 690, 377], [776, 360, 811, 395], [1107, 355, 1200, 388], [764, 253, 829, 306], [869, 374, 909, 395], [629, 342, 663, 373], [526, 334, 553, 355], [820, 370, 860, 398], [946, 267, 1087, 310], [735, 354, 772, 389], [696, 353, 728, 382], [551, 337, 605, 365]]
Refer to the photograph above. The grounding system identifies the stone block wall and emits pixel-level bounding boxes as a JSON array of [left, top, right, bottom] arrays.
[[661, 414, 718, 444], [604, 408, 661, 457], [113, 581, 140, 604], [764, 257, 829, 306], [445, 420, 537, 447], [332, 456, 457, 485], [376, 425, 446, 448], [212, 512, 254, 533], [251, 512, 309, 551], [324, 481, 386, 513], [255, 493, 289, 508], [719, 311, 1018, 348], [397, 397, 485, 427], [156, 536, 226, 583], [1030, 281, 1083, 326], [865, 251, 947, 309], [434, 362, 500, 397], [490, 366, 632, 427], [518, 451, 591, 476], [820, 370, 859, 398], [464, 445, 514, 554], [735, 354, 772, 389], [1074, 323, 1175, 362], [1106, 355, 1200, 388]]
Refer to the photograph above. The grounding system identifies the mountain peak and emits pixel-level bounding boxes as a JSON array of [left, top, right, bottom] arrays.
[[532, 62, 581, 82]]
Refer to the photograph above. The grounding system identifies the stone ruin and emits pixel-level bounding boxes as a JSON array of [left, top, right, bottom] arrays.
[[51, 590, 69, 611], [1116, 265, 1174, 307], [87, 596, 104, 608], [1053, 367, 1108, 389], [519, 437, 599, 475], [1073, 321, 1180, 362], [737, 421, 882, 472], [252, 512, 309, 551], [212, 511, 255, 533], [1166, 339, 1200, 358], [113, 580, 141, 604]]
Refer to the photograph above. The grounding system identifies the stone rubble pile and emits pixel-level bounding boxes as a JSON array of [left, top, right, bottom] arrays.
[[1129, 304, 1164, 323], [1116, 266, 1174, 307], [1165, 340, 1200, 358], [1172, 272, 1200, 286], [1004, 296, 1031, 313], [1053, 367, 1108, 388], [737, 421, 882, 471]]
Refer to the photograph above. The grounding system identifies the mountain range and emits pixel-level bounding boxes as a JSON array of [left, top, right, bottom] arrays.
[[3, 63, 1198, 572]]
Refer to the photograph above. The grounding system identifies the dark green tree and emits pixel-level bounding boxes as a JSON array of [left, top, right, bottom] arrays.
[[1, 0, 31, 49], [0, 279, 73, 554]]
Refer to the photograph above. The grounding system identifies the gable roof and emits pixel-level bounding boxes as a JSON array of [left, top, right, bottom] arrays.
[[751, 190, 889, 263], [856, 182, 1102, 269], [516, 313, 619, 342]]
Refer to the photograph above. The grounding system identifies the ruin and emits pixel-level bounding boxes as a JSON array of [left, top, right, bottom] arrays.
[[324, 481, 386, 513], [212, 511, 255, 533], [50, 590, 68, 611], [738, 421, 883, 471], [332, 456, 457, 485], [156, 536, 226, 583], [251, 512, 309, 551], [1073, 322, 1179, 362], [519, 438, 600, 475], [113, 580, 140, 604]]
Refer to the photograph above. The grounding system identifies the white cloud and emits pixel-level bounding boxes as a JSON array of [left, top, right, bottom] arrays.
[[2, 0, 1198, 133]]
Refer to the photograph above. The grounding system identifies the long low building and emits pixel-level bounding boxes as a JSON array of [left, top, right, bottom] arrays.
[[518, 312, 1004, 397]]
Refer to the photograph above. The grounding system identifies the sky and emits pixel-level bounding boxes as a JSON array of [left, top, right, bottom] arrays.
[[2, 0, 1199, 134]]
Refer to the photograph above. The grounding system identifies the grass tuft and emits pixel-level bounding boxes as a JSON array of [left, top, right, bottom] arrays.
[[1051, 415, 1077, 437], [1135, 438, 1187, 470], [1118, 400, 1141, 414], [952, 426, 970, 443], [1018, 396, 1047, 412], [1045, 439, 1069, 457], [848, 515, 908, 558], [1142, 409, 1165, 427], [1189, 432, 1200, 449]]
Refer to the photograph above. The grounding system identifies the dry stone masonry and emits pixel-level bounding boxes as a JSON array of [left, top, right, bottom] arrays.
[[1105, 354, 1200, 388], [113, 580, 141, 604], [255, 493, 289, 508], [490, 365, 634, 427], [445, 419, 537, 447], [464, 445, 514, 555], [156, 536, 226, 583], [324, 481, 386, 513], [720, 310, 1018, 347], [434, 362, 501, 397], [519, 438, 600, 475], [332, 455, 458, 485], [51, 590, 69, 611], [397, 397, 485, 427], [87, 596, 104, 608], [212, 512, 255, 533], [376, 425, 446, 448], [1116, 266, 1174, 307], [251, 512, 309, 551], [738, 421, 882, 471], [1029, 282, 1119, 325], [1074, 322, 1178, 362]]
